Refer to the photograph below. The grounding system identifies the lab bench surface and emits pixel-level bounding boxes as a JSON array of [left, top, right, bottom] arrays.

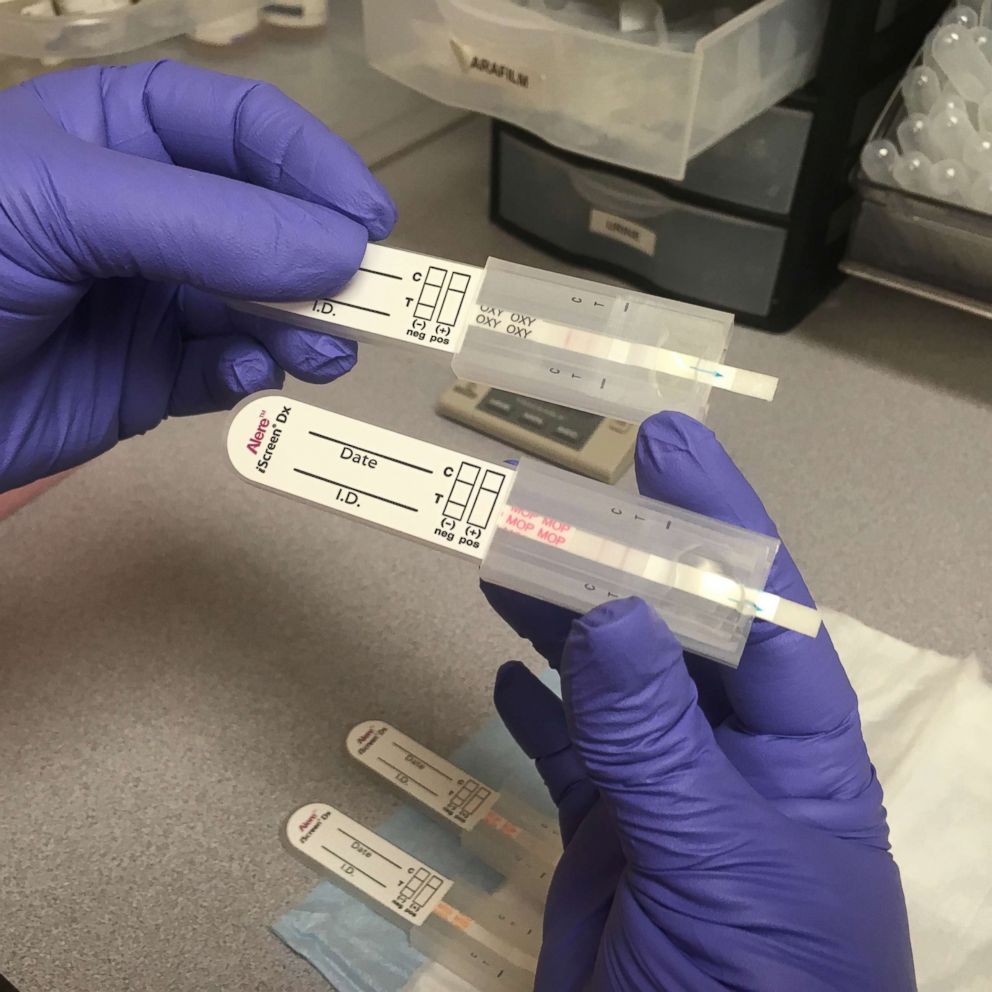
[[2, 35, 992, 992]]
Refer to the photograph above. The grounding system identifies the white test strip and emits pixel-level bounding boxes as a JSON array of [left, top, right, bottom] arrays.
[[227, 398, 819, 637], [285, 803, 453, 924], [496, 505, 822, 638], [285, 803, 540, 976], [347, 721, 501, 829], [466, 306, 778, 401], [228, 397, 511, 560], [348, 721, 559, 866], [232, 243, 777, 402], [239, 244, 480, 355]]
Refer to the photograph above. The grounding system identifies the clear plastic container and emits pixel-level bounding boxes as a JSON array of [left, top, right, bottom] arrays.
[[481, 455, 781, 667], [452, 256, 739, 424], [411, 903, 536, 992], [844, 39, 992, 316], [460, 795, 556, 904], [0, 0, 263, 60], [362, 0, 829, 179]]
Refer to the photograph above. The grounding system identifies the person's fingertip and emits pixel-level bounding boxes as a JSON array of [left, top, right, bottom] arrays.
[[365, 181, 398, 241], [315, 222, 369, 298], [281, 332, 357, 383], [639, 410, 714, 449], [319, 334, 358, 365], [635, 411, 713, 481], [634, 409, 779, 540], [565, 598, 681, 689], [253, 205, 369, 302], [494, 660, 529, 697], [481, 581, 578, 666], [565, 598, 646, 679], [318, 353, 357, 383], [228, 347, 281, 394], [495, 664, 573, 763], [572, 596, 646, 634]]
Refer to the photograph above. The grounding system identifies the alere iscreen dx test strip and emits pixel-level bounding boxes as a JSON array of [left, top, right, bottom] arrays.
[[228, 396, 819, 668], [232, 243, 779, 425]]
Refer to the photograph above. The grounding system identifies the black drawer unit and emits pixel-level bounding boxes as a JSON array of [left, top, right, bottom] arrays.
[[490, 0, 949, 330]]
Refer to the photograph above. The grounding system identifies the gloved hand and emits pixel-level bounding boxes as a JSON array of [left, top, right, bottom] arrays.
[[485, 413, 916, 991], [0, 60, 395, 494]]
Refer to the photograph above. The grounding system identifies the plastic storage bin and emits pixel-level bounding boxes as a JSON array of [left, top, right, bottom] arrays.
[[362, 0, 829, 179], [845, 183, 992, 315], [0, 0, 264, 62], [490, 1, 949, 329], [494, 124, 793, 316], [480, 456, 781, 667], [844, 27, 992, 315]]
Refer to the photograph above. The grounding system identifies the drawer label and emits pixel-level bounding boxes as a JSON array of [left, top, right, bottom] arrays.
[[589, 208, 657, 256], [450, 38, 539, 95]]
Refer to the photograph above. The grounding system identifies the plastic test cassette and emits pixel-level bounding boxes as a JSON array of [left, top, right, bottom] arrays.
[[285, 803, 540, 992], [348, 720, 558, 904], [228, 395, 820, 667], [231, 243, 778, 424]]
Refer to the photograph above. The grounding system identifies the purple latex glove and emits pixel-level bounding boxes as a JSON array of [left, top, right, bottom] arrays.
[[0, 60, 396, 494], [485, 413, 916, 991]]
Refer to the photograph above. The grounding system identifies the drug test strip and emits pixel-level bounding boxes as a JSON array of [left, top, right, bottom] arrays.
[[230, 243, 778, 424], [228, 396, 820, 667], [285, 803, 539, 992], [347, 721, 558, 902]]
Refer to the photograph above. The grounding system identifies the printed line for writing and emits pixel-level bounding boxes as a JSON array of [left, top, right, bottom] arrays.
[[392, 742, 453, 780], [327, 298, 391, 317], [293, 469, 418, 512], [320, 846, 386, 887], [359, 267, 402, 281], [376, 757, 440, 797], [336, 828, 404, 870], [309, 433, 433, 474]]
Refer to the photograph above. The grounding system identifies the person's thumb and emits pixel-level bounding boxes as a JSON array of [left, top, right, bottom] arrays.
[[560, 598, 765, 874]]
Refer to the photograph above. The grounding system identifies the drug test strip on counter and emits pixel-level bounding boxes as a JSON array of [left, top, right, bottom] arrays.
[[228, 396, 821, 667], [347, 720, 558, 903], [285, 803, 540, 992], [231, 244, 778, 425]]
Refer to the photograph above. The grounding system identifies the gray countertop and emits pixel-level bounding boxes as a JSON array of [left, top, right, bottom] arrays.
[[2, 14, 991, 992]]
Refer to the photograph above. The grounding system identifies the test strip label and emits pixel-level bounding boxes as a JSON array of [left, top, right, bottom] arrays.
[[227, 397, 514, 560], [285, 803, 452, 925], [239, 244, 482, 354], [348, 722, 500, 829]]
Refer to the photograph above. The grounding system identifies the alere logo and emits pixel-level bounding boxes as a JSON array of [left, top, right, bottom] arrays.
[[247, 411, 269, 455], [298, 812, 318, 832]]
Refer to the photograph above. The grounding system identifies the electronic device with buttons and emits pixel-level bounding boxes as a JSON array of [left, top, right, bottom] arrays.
[[436, 380, 636, 484]]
